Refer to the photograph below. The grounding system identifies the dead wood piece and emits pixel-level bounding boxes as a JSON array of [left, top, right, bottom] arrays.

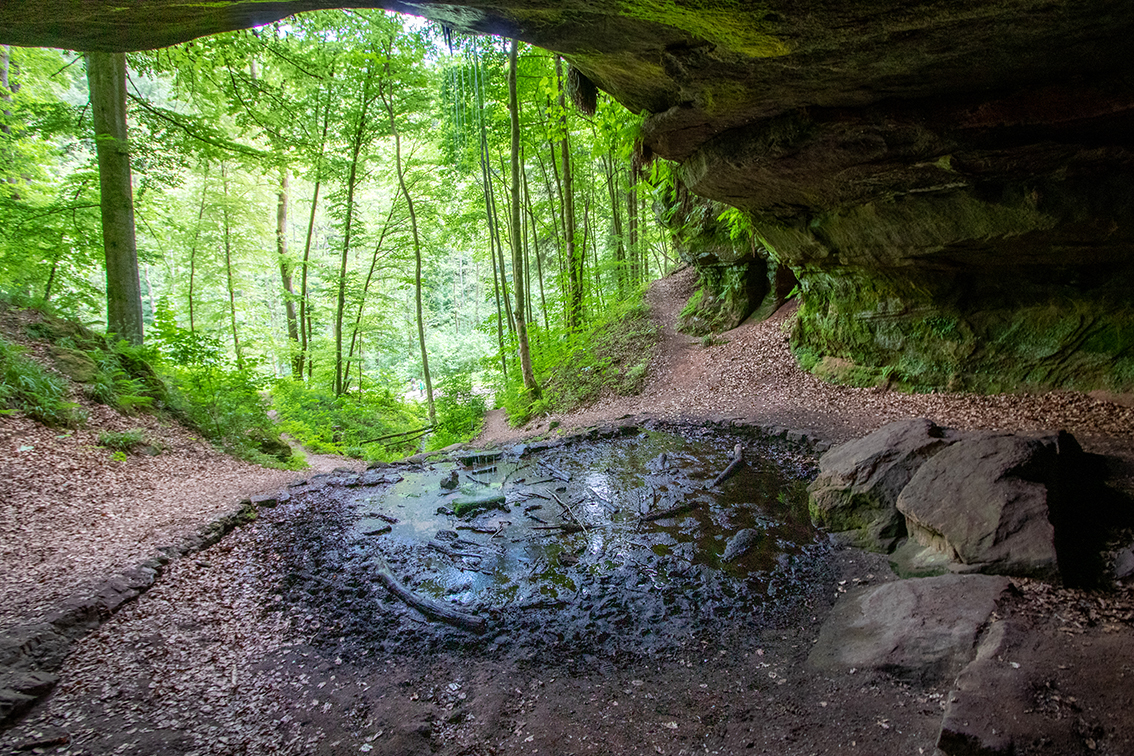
[[708, 443, 745, 489], [640, 501, 700, 522], [539, 461, 571, 481], [15, 735, 71, 751], [362, 425, 435, 445], [372, 555, 486, 633], [429, 541, 483, 560], [532, 523, 585, 534]]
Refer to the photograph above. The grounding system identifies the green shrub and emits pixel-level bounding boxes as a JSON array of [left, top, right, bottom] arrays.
[[83, 348, 155, 414], [0, 336, 84, 426], [271, 379, 424, 461], [98, 428, 147, 452], [426, 372, 487, 450], [514, 298, 659, 421]]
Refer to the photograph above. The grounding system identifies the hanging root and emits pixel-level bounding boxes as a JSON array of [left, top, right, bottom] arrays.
[[632, 138, 655, 177], [567, 65, 599, 115]]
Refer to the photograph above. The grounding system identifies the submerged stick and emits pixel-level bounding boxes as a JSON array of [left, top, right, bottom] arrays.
[[640, 501, 700, 522], [707, 443, 745, 489], [372, 554, 486, 633]]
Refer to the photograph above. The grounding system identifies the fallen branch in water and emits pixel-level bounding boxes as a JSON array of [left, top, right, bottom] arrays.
[[372, 554, 486, 633], [532, 523, 586, 534], [640, 501, 700, 522], [707, 443, 745, 489], [361, 425, 435, 445], [550, 491, 588, 534], [428, 541, 483, 561]]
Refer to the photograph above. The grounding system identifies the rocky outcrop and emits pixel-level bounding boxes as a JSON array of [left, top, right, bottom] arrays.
[[938, 618, 1134, 756], [809, 419, 1117, 583], [807, 418, 956, 552], [2, 1, 1133, 390], [896, 434, 1071, 579]]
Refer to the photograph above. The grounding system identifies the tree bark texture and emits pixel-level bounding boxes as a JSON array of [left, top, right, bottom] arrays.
[[87, 51, 143, 345], [276, 169, 301, 376]]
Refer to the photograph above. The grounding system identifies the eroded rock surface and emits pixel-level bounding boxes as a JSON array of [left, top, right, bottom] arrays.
[[810, 420, 1118, 582], [807, 574, 1010, 685], [897, 435, 1066, 578], [808, 418, 956, 551], [939, 618, 1134, 756]]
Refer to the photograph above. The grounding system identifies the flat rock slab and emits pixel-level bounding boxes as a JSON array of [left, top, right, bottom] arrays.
[[808, 574, 1010, 685], [939, 620, 1134, 755]]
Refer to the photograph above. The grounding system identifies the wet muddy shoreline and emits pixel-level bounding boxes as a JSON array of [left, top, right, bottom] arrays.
[[256, 424, 835, 667]]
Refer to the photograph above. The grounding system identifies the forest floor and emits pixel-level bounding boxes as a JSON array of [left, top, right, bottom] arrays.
[[2, 268, 1133, 756]]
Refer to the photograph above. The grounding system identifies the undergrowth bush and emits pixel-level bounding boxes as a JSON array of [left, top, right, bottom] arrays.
[[500, 298, 659, 424], [149, 301, 298, 468], [271, 379, 424, 462], [0, 336, 84, 426], [98, 428, 147, 452], [426, 372, 487, 451]]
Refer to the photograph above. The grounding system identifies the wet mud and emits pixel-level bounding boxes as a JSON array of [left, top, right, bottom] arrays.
[[253, 426, 834, 668]]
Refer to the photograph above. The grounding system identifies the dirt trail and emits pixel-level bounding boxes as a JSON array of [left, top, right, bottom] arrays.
[[480, 265, 1134, 485]]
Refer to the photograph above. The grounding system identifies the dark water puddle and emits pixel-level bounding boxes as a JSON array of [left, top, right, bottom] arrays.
[[252, 427, 833, 663]]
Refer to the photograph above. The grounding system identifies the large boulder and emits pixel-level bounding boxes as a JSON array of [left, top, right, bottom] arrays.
[[807, 418, 957, 551], [807, 574, 1010, 685], [895, 432, 1082, 579]]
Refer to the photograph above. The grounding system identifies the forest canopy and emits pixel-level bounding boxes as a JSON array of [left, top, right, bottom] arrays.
[[0, 10, 676, 459]]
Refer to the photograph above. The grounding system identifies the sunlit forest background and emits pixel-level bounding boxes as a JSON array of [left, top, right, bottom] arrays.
[[0, 11, 681, 461]]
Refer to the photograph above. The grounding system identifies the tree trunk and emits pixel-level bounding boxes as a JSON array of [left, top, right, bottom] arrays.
[[508, 40, 540, 401], [187, 162, 209, 333], [276, 169, 301, 377], [87, 51, 143, 345], [556, 57, 582, 331], [299, 178, 319, 380], [603, 153, 626, 299], [522, 150, 549, 332], [347, 200, 399, 379], [474, 40, 508, 381], [380, 76, 435, 426], [627, 165, 640, 287], [298, 85, 332, 382], [0, 45, 11, 137], [335, 61, 376, 396], [220, 164, 243, 370]]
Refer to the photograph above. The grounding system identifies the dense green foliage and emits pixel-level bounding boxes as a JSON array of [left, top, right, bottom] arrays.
[[0, 335, 82, 426], [0, 13, 673, 461]]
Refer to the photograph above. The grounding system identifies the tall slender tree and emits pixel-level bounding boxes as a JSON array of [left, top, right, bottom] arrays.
[[508, 39, 539, 400]]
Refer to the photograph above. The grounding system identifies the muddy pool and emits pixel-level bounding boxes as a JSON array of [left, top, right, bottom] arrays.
[[249, 426, 834, 666]]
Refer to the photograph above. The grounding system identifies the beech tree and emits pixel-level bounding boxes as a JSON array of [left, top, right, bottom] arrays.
[[87, 51, 143, 345]]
